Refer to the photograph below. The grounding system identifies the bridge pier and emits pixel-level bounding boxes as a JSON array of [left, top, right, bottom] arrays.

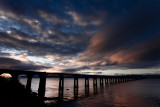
[[119, 78, 122, 83], [116, 78, 119, 84], [117, 78, 120, 84], [113, 78, 115, 84], [111, 78, 114, 84], [114, 78, 117, 84], [110, 78, 113, 84], [85, 87, 89, 96], [114, 78, 116, 84], [105, 78, 107, 84], [123, 78, 125, 82], [108, 78, 111, 84], [100, 77, 103, 87], [115, 78, 117, 84], [26, 74, 33, 91], [38, 73, 46, 99], [125, 78, 127, 82], [93, 78, 98, 94], [74, 77, 78, 98], [58, 76, 64, 99], [85, 77, 89, 88], [93, 77, 97, 87], [118, 78, 120, 83], [85, 77, 89, 96], [126, 78, 128, 82]]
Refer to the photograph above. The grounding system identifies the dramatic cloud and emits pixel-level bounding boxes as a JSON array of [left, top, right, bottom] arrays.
[[67, 11, 105, 26], [0, 32, 84, 56], [0, 0, 160, 74], [61, 66, 90, 73], [0, 57, 50, 70], [84, 0, 160, 69], [110, 37, 160, 63]]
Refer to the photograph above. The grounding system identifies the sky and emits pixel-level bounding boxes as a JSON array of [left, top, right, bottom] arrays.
[[0, 0, 160, 75]]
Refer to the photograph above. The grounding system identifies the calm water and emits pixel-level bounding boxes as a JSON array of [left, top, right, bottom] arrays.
[[20, 78, 160, 107]]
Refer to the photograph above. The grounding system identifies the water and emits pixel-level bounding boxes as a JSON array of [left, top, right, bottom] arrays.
[[20, 78, 160, 107]]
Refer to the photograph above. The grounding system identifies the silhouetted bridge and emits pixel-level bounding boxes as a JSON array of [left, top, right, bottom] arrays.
[[0, 69, 153, 100]]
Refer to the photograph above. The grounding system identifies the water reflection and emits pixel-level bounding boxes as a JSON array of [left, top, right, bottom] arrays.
[[85, 87, 89, 96]]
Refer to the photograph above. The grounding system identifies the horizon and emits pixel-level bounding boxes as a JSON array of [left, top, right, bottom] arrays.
[[0, 0, 160, 75]]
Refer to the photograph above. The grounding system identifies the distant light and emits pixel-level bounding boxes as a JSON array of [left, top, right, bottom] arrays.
[[34, 20, 40, 25], [30, 39, 37, 42], [6, 30, 12, 34], [0, 73, 12, 78], [0, 15, 7, 19], [9, 53, 16, 56], [48, 30, 54, 34], [34, 20, 39, 23]]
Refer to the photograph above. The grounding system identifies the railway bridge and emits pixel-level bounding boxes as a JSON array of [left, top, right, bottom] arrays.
[[0, 69, 145, 100]]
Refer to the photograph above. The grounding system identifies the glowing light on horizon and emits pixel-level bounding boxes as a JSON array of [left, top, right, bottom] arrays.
[[6, 30, 12, 34], [0, 15, 7, 19], [0, 73, 12, 78]]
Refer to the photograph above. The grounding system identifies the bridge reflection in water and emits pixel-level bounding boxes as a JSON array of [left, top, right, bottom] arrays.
[[0, 69, 146, 101]]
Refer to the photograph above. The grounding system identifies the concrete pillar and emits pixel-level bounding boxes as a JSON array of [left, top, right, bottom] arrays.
[[105, 78, 107, 84], [115, 78, 117, 84], [110, 78, 113, 84], [38, 73, 46, 99], [117, 78, 120, 84], [74, 77, 78, 99], [85, 77, 89, 96], [108, 78, 110, 84], [85, 77, 89, 88], [114, 78, 116, 84], [93, 78, 97, 87], [74, 77, 78, 88], [111, 78, 114, 84], [119, 78, 122, 83], [100, 77, 103, 87], [26, 74, 33, 91], [93, 78, 98, 94], [58, 76, 64, 99], [126, 78, 128, 82], [123, 78, 125, 82]]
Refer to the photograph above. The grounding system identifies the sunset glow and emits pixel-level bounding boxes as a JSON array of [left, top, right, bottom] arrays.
[[0, 73, 12, 78], [0, 0, 160, 75]]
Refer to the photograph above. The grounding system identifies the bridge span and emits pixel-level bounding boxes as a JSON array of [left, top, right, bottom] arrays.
[[0, 69, 146, 100]]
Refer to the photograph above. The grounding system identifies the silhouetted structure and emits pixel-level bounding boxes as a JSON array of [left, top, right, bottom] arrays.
[[0, 69, 155, 101], [0, 75, 46, 107]]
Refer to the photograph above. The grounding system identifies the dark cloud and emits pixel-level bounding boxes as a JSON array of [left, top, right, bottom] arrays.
[[0, 57, 50, 71], [1, 0, 160, 73], [109, 37, 160, 63], [0, 0, 65, 16], [0, 32, 84, 56], [120, 62, 160, 69], [0, 0, 106, 27], [83, 71, 102, 75], [84, 0, 160, 69], [0, 53, 9, 56], [0, 0, 106, 58], [0, 0, 94, 56], [61, 66, 90, 73]]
